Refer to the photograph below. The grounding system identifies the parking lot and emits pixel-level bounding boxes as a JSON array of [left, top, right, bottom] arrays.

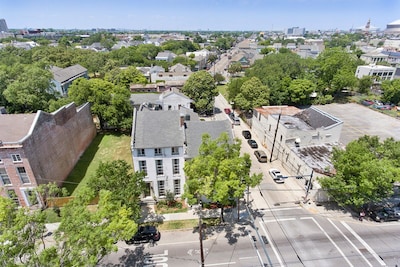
[[315, 103, 400, 145]]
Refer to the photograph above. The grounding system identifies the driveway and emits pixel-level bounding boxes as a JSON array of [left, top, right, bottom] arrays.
[[316, 103, 400, 146]]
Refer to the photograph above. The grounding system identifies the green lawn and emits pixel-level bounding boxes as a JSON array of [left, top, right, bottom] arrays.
[[217, 84, 228, 100], [63, 132, 133, 195]]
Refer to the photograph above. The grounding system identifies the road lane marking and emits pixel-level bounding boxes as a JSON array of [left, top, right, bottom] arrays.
[[262, 218, 297, 223], [239, 256, 257, 260], [205, 262, 236, 266], [247, 232, 264, 266], [310, 217, 354, 267], [341, 222, 386, 266], [258, 221, 284, 266], [267, 207, 302, 212], [327, 219, 373, 267]]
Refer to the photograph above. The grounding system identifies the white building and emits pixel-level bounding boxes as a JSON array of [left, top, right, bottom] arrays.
[[131, 95, 232, 201], [251, 106, 342, 175], [355, 64, 396, 81]]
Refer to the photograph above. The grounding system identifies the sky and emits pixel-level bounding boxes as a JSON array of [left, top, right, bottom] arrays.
[[1, 0, 399, 32]]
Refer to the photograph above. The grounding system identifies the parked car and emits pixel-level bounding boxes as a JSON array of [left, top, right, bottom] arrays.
[[224, 108, 232, 115], [242, 130, 251, 139], [361, 99, 374, 106], [125, 226, 161, 245], [254, 150, 268, 162], [232, 116, 240, 125], [269, 168, 286, 184], [370, 208, 400, 222], [247, 139, 258, 148]]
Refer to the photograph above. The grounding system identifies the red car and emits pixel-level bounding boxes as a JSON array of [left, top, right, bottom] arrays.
[[224, 108, 232, 115]]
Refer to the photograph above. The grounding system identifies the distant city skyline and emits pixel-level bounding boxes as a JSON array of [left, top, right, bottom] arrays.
[[1, 0, 399, 32]]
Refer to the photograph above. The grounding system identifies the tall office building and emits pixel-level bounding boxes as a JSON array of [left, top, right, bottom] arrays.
[[0, 19, 9, 32]]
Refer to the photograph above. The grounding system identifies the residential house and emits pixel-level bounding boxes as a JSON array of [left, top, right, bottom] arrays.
[[131, 101, 232, 201], [0, 102, 96, 207], [50, 64, 88, 96], [186, 49, 210, 70], [130, 89, 193, 112], [155, 51, 177, 62], [150, 63, 192, 88], [230, 52, 251, 68]]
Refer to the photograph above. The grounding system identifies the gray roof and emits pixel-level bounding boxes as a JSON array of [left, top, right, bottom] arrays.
[[130, 93, 161, 106], [51, 64, 87, 83], [133, 110, 185, 148], [0, 113, 37, 142], [185, 119, 233, 159], [294, 107, 342, 129]]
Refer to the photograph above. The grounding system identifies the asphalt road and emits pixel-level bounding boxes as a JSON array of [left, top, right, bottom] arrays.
[[99, 97, 400, 267]]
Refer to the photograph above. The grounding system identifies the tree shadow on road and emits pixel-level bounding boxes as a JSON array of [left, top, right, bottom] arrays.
[[99, 246, 149, 267]]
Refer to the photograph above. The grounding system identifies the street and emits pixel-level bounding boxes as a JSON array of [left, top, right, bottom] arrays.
[[99, 95, 400, 267]]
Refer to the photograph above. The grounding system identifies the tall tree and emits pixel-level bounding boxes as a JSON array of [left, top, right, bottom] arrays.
[[233, 76, 270, 111], [3, 63, 57, 113], [318, 136, 400, 209], [287, 78, 316, 105], [104, 66, 148, 89], [87, 160, 145, 221], [183, 133, 262, 222], [68, 78, 132, 130], [181, 70, 218, 114]]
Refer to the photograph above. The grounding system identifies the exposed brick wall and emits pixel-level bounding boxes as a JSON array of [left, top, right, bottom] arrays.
[[22, 102, 96, 187]]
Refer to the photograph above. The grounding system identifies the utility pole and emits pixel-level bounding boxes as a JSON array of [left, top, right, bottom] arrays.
[[198, 201, 205, 267], [269, 113, 281, 162], [304, 170, 314, 202]]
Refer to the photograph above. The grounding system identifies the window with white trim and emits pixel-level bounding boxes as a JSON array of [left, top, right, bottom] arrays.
[[7, 189, 20, 206], [172, 159, 180, 175], [158, 180, 165, 197], [154, 148, 162, 156], [0, 157, 3, 164], [137, 149, 145, 157], [156, 160, 163, 175], [174, 179, 181, 195], [171, 147, 179, 155], [138, 161, 147, 176], [11, 154, 22, 162], [17, 167, 30, 184], [0, 168, 11, 185]]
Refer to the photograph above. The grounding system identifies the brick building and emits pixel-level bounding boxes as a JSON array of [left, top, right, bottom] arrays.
[[0, 102, 96, 207]]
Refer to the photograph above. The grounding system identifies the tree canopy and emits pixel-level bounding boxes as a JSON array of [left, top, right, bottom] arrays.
[[86, 160, 146, 221], [319, 136, 400, 208], [67, 78, 132, 130], [183, 133, 262, 221], [181, 70, 218, 114]]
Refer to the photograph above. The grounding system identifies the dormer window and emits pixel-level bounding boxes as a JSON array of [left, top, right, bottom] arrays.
[[171, 147, 179, 155], [155, 148, 162, 156], [138, 149, 145, 157]]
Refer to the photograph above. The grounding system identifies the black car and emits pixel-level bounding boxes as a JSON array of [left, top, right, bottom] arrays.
[[370, 208, 400, 222], [242, 130, 251, 139], [125, 226, 161, 245], [247, 139, 258, 149]]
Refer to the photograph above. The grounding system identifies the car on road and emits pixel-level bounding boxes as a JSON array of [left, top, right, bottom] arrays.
[[125, 225, 161, 245], [247, 139, 258, 148], [242, 130, 251, 139], [224, 108, 232, 115], [269, 168, 286, 184], [254, 150, 268, 162], [370, 208, 400, 222]]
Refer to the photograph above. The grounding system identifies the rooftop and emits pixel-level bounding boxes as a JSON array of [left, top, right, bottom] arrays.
[[0, 113, 37, 143]]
